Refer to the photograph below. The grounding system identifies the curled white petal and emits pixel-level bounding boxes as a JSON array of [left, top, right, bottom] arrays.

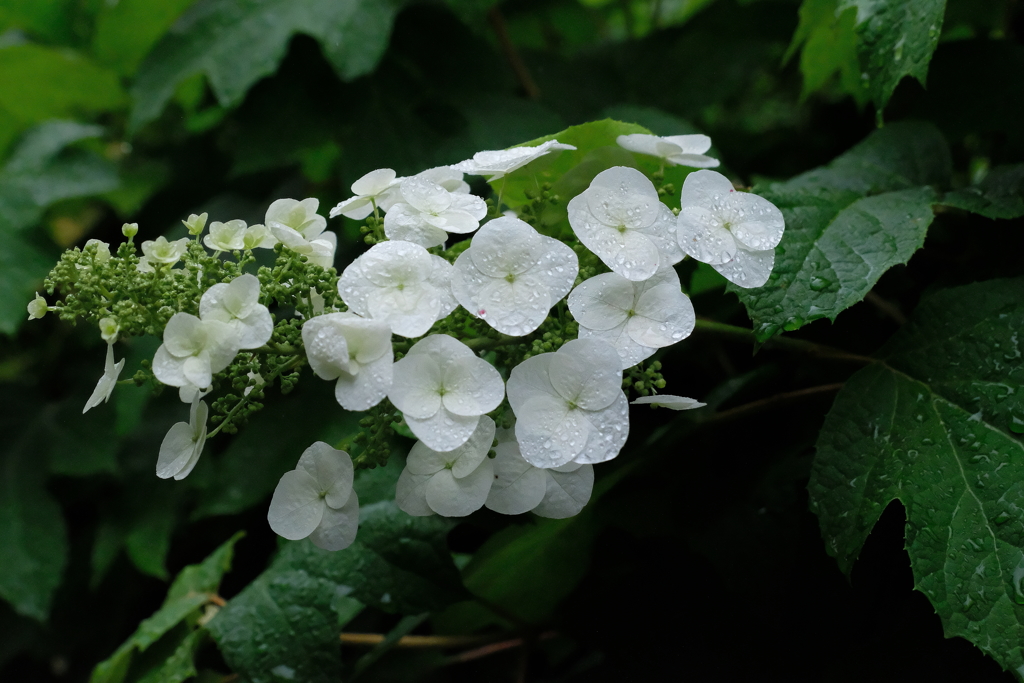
[[296, 441, 354, 509], [616, 133, 719, 168], [267, 469, 326, 540], [83, 343, 125, 413], [156, 398, 208, 480], [309, 490, 360, 551], [451, 140, 576, 180], [631, 395, 706, 410], [533, 463, 595, 518]]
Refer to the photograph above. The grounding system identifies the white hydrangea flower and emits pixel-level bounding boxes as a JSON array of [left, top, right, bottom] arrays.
[[676, 170, 784, 288], [388, 334, 504, 451], [383, 177, 487, 248], [452, 140, 577, 180], [631, 395, 706, 410], [82, 343, 126, 414], [306, 230, 337, 269], [302, 312, 393, 411], [308, 287, 326, 315], [199, 273, 273, 349], [152, 313, 238, 390], [567, 166, 682, 281], [85, 239, 111, 264], [203, 219, 247, 251], [616, 133, 720, 168], [267, 442, 359, 551], [156, 395, 208, 480], [182, 213, 208, 235], [485, 424, 594, 518], [265, 198, 335, 266], [242, 223, 275, 249], [27, 293, 47, 320], [338, 240, 456, 338], [330, 168, 401, 220], [137, 236, 189, 273], [417, 166, 470, 194], [395, 416, 496, 517], [451, 216, 578, 336], [567, 267, 694, 369], [506, 338, 628, 468], [99, 317, 119, 344]]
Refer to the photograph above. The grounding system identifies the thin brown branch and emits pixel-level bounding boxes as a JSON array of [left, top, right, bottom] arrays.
[[710, 383, 844, 424], [693, 319, 875, 364], [208, 593, 227, 607], [443, 631, 557, 666], [340, 633, 495, 648], [488, 7, 541, 100], [864, 290, 908, 326]]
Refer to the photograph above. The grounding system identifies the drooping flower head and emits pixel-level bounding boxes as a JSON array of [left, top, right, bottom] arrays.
[[451, 216, 578, 336], [388, 334, 504, 451], [568, 267, 695, 369], [338, 240, 456, 338], [676, 170, 784, 288], [452, 139, 577, 180], [156, 394, 209, 480], [616, 133, 719, 168], [383, 176, 487, 247], [506, 338, 628, 468], [302, 312, 393, 411], [567, 166, 682, 281]]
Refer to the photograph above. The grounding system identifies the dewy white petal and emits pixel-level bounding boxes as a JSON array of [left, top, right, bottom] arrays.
[[405, 409, 480, 452], [335, 349, 392, 411], [571, 392, 629, 465], [395, 469, 435, 517], [440, 357, 505, 417], [83, 343, 125, 413], [616, 133, 719, 168], [445, 415, 495, 479], [424, 458, 494, 517], [267, 469, 326, 540], [307, 231, 337, 269], [389, 354, 444, 419], [352, 168, 397, 197], [533, 464, 594, 519], [567, 273, 634, 331], [627, 283, 695, 348], [548, 338, 623, 411], [296, 441, 354, 509], [153, 314, 238, 389], [309, 490, 359, 551], [451, 140, 577, 180], [203, 219, 247, 251], [383, 203, 449, 248], [485, 440, 548, 515], [578, 322, 654, 370], [200, 274, 273, 349], [631, 395, 707, 410], [401, 418, 495, 516], [266, 197, 326, 240], [417, 166, 469, 194], [712, 246, 775, 288], [156, 398, 208, 480]]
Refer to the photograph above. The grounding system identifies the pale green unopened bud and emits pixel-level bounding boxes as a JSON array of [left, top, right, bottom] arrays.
[[99, 317, 120, 344], [183, 212, 209, 236], [27, 293, 47, 320], [122, 222, 138, 238]]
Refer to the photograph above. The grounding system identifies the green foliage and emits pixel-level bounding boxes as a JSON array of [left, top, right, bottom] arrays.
[[91, 0, 200, 76], [730, 121, 951, 343], [810, 277, 1024, 672], [943, 164, 1024, 220], [786, 0, 866, 105]]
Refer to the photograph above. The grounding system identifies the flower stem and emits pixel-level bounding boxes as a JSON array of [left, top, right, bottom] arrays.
[[692, 319, 874, 364], [206, 354, 305, 438]]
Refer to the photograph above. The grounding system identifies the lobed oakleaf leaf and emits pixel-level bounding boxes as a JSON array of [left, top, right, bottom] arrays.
[[810, 277, 1024, 674]]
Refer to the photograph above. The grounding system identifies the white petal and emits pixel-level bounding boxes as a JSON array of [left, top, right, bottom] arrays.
[[232, 306, 273, 349], [384, 203, 448, 248], [506, 353, 558, 413], [676, 206, 737, 265], [712, 247, 775, 288], [679, 169, 735, 199], [529, 236, 579, 303], [395, 469, 435, 516], [163, 313, 205, 357], [637, 203, 684, 266], [83, 345, 124, 413], [425, 457, 494, 517], [514, 393, 589, 468], [616, 133, 670, 157], [267, 469, 326, 540], [307, 232, 337, 269], [567, 273, 633, 332], [585, 166, 660, 230], [330, 196, 373, 220], [449, 415, 495, 478], [578, 321, 653, 370], [270, 224, 313, 254], [572, 392, 630, 465], [309, 490, 360, 551], [533, 465, 594, 519], [725, 193, 785, 251], [469, 216, 544, 278], [428, 255, 458, 318], [400, 177, 452, 215], [441, 357, 505, 417], [631, 395, 706, 410], [628, 284, 695, 348], [389, 354, 442, 419], [405, 408, 479, 452], [485, 441, 547, 515], [472, 274, 552, 337], [405, 440, 450, 476], [448, 192, 487, 221], [153, 345, 187, 386], [335, 349, 392, 411], [569, 201, 661, 281], [302, 315, 351, 381], [663, 134, 713, 155], [352, 168, 397, 196], [156, 421, 195, 479], [666, 153, 720, 169], [549, 338, 622, 410], [182, 354, 212, 389], [367, 284, 440, 338], [296, 441, 354, 509], [405, 333, 475, 367]]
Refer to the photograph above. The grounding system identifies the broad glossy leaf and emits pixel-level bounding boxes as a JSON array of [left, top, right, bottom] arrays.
[[786, 0, 866, 105], [729, 122, 951, 343], [943, 165, 1024, 220], [129, 0, 404, 132], [810, 277, 1024, 674]]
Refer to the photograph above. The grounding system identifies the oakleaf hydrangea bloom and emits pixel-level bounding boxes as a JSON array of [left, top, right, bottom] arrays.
[[27, 293, 47, 320], [616, 133, 719, 168], [452, 140, 577, 180], [85, 238, 111, 264], [266, 198, 336, 267], [338, 240, 456, 338], [417, 166, 470, 195], [137, 236, 189, 273], [156, 395, 208, 480], [267, 442, 359, 551], [485, 423, 594, 518], [567, 267, 694, 369], [302, 312, 393, 410], [567, 166, 682, 281], [203, 219, 247, 251], [676, 170, 784, 288], [388, 334, 504, 451], [330, 168, 401, 220], [99, 317, 119, 344], [152, 314, 237, 390], [395, 416, 496, 517], [383, 176, 487, 248], [631, 395, 706, 410], [199, 273, 273, 349], [83, 343, 125, 414], [242, 223, 274, 249], [506, 338, 628, 468], [452, 216, 578, 336], [182, 213, 208, 235]]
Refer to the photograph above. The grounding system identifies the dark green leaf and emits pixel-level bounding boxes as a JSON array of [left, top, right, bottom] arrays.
[[91, 0, 200, 76], [0, 0, 74, 43], [129, 0, 404, 132], [786, 0, 867, 104], [729, 122, 952, 343], [135, 628, 202, 683], [810, 277, 1024, 674], [46, 396, 120, 477], [0, 234, 55, 335], [942, 165, 1024, 220]]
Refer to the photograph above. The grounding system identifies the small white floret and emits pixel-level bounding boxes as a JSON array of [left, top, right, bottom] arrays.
[[156, 395, 208, 480], [383, 177, 486, 247], [631, 394, 706, 410], [330, 169, 401, 220], [203, 219, 248, 251], [152, 313, 238, 390], [199, 273, 273, 349], [302, 312, 394, 411], [452, 140, 577, 180], [616, 133, 720, 168], [83, 343, 126, 413], [27, 293, 47, 320], [137, 236, 189, 273]]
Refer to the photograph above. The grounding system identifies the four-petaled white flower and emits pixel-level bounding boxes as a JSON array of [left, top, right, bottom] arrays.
[[395, 416, 496, 517], [330, 169, 402, 220], [676, 170, 784, 288], [485, 424, 594, 518], [302, 312, 394, 411], [452, 140, 577, 180], [567, 267, 694, 369], [83, 343, 126, 414], [338, 240, 456, 338], [152, 313, 237, 390], [266, 197, 336, 268], [616, 133, 719, 168], [156, 394, 209, 480], [383, 177, 487, 248], [506, 338, 628, 468], [451, 216, 578, 336], [388, 334, 504, 451], [199, 273, 273, 349], [203, 219, 248, 251], [137, 236, 189, 273], [267, 442, 359, 551], [631, 395, 706, 410], [567, 166, 682, 281]]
